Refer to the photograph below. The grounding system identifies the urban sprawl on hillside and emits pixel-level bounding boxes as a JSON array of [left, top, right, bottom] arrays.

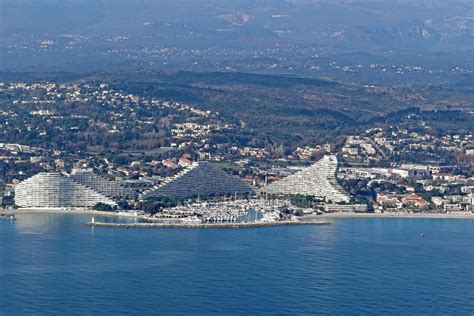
[[0, 81, 473, 223]]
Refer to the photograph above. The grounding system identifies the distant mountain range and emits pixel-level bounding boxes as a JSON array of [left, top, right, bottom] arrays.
[[1, 0, 472, 51], [1, 0, 472, 79]]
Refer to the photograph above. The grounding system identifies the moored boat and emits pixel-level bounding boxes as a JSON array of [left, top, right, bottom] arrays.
[[180, 216, 202, 224], [0, 212, 16, 221]]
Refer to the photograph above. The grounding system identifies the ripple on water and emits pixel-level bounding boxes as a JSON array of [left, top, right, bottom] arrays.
[[0, 214, 473, 315]]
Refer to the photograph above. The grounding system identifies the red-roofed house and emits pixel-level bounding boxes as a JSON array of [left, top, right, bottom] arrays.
[[401, 194, 429, 210]]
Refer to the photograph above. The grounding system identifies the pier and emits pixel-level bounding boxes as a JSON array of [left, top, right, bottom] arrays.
[[86, 220, 330, 229]]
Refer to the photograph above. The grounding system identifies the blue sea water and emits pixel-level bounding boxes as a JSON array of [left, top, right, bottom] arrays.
[[0, 213, 473, 315]]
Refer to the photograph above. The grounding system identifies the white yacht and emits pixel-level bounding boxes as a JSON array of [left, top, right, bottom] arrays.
[[180, 216, 202, 224]]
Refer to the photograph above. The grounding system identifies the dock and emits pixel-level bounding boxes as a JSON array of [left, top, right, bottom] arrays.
[[86, 220, 330, 229]]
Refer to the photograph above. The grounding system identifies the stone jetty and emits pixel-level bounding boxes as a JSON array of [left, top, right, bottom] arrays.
[[86, 220, 330, 229]]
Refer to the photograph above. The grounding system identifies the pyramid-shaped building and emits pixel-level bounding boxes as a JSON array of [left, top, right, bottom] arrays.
[[263, 155, 350, 203], [140, 162, 254, 200], [70, 170, 136, 200]]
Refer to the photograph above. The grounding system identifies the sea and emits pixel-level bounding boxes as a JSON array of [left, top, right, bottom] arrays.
[[0, 213, 473, 315]]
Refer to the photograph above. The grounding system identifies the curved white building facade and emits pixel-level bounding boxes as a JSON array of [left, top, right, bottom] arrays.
[[15, 173, 116, 208], [263, 155, 350, 203]]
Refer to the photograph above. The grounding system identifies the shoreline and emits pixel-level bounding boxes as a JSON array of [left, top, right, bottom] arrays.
[[9, 208, 474, 220], [316, 212, 474, 220], [10, 208, 142, 218]]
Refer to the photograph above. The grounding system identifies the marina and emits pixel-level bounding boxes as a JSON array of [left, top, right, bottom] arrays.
[[151, 198, 310, 224]]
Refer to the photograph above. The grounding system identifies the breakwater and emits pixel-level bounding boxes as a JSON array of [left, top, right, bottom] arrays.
[[86, 220, 330, 229]]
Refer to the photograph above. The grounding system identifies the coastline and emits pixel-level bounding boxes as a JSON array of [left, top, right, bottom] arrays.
[[9, 208, 474, 220], [10, 208, 140, 218], [315, 212, 474, 220]]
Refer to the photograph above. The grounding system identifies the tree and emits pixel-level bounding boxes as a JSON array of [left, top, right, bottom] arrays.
[[93, 203, 116, 212]]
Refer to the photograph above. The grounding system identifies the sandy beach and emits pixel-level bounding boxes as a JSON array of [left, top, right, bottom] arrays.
[[316, 212, 474, 220], [10, 208, 142, 218]]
